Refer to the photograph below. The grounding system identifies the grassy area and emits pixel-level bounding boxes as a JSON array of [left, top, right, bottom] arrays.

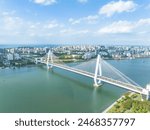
[[108, 92, 150, 113]]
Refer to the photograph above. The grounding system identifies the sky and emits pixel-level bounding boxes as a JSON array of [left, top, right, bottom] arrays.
[[0, 0, 150, 45]]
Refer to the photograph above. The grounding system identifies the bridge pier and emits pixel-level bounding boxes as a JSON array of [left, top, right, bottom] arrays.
[[147, 92, 150, 100], [93, 82, 102, 87], [47, 64, 53, 70], [142, 85, 150, 100], [146, 85, 150, 100], [93, 55, 102, 87], [47, 50, 53, 70]]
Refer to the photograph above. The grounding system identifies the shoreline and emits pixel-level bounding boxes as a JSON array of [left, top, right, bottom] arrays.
[[103, 56, 150, 60], [1, 56, 150, 69], [0, 64, 36, 69], [102, 92, 145, 113], [102, 94, 125, 113]]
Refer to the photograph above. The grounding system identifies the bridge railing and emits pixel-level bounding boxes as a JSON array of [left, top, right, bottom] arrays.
[[98, 76, 143, 91], [53, 63, 143, 90]]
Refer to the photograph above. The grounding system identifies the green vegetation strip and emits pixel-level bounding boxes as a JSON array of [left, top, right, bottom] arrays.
[[108, 92, 150, 113]]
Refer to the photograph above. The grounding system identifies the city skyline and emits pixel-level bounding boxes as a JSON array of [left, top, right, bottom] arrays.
[[0, 0, 150, 45]]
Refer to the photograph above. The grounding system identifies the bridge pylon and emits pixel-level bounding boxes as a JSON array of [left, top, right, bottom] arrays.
[[142, 85, 150, 100], [94, 54, 102, 87], [146, 85, 150, 100], [47, 50, 53, 69]]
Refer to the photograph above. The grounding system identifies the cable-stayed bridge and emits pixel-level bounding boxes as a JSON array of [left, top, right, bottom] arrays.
[[35, 50, 150, 100]]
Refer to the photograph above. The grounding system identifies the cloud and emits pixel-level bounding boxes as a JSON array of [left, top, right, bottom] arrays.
[[44, 20, 59, 29], [76, 29, 89, 34], [77, 0, 88, 3], [99, 0, 137, 17], [0, 12, 23, 31], [69, 15, 99, 25], [69, 18, 81, 25], [0, 11, 150, 44], [84, 15, 99, 24], [60, 28, 89, 35], [98, 21, 134, 34], [32, 0, 57, 5], [136, 18, 150, 26], [0, 11, 64, 43], [60, 28, 74, 34], [98, 18, 150, 34]]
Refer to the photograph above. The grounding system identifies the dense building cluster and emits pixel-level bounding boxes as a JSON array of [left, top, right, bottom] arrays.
[[0, 45, 150, 67], [52, 45, 150, 60]]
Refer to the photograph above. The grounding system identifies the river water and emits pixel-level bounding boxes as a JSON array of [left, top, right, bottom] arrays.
[[0, 58, 150, 113]]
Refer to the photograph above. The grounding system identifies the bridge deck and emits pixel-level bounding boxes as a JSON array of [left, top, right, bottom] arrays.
[[41, 62, 145, 95]]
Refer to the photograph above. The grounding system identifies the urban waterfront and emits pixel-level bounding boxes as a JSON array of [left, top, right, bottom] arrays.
[[0, 58, 150, 113]]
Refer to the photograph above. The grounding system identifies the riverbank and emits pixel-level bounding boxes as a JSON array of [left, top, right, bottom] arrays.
[[103, 92, 150, 113], [1, 56, 150, 69], [102, 94, 125, 113], [103, 56, 150, 60], [0, 64, 36, 70]]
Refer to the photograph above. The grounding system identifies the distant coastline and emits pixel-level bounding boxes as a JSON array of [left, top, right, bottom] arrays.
[[0, 44, 58, 49]]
